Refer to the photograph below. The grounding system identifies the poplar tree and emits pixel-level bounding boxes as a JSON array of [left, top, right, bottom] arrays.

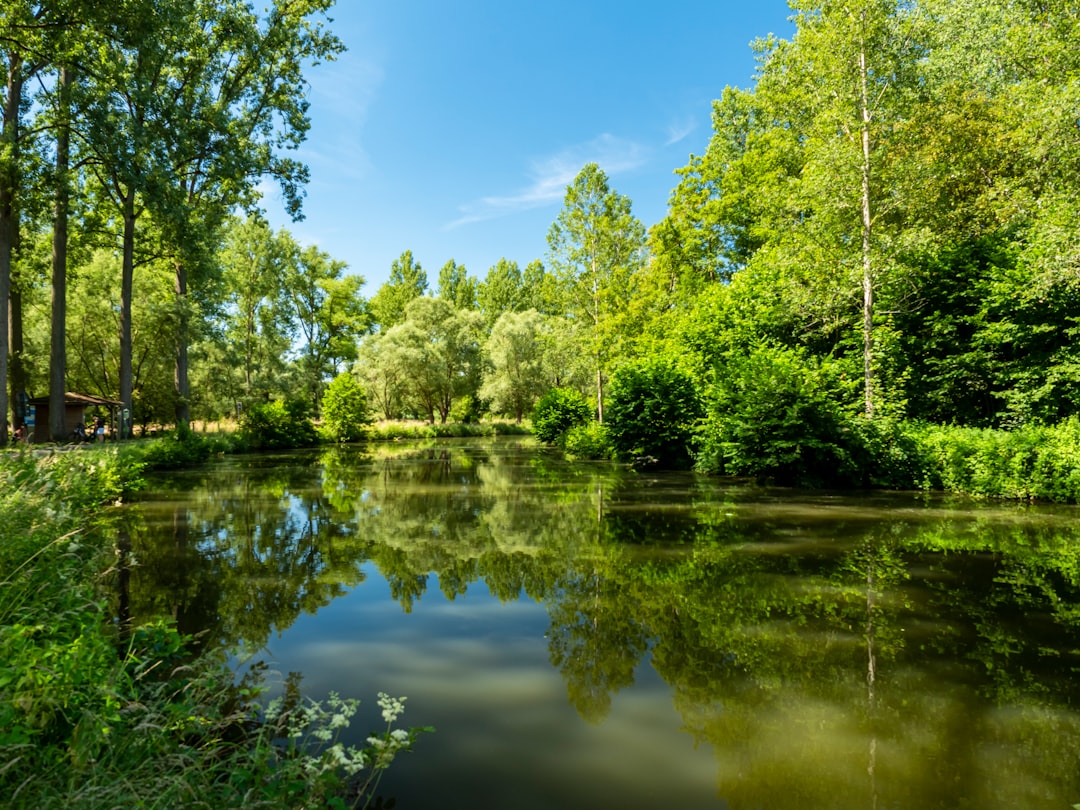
[[547, 163, 645, 424]]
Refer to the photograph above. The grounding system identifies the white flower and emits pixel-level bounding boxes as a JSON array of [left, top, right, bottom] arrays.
[[377, 693, 407, 723], [329, 712, 349, 729]]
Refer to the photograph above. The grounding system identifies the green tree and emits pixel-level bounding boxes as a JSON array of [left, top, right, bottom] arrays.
[[320, 371, 371, 443], [370, 250, 427, 330], [392, 296, 483, 423], [476, 257, 526, 329], [355, 331, 411, 421], [547, 163, 645, 424], [479, 309, 549, 423], [437, 259, 477, 310], [218, 215, 295, 404], [285, 243, 368, 412]]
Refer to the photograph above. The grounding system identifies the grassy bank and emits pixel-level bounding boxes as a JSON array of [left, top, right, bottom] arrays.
[[0, 446, 427, 808]]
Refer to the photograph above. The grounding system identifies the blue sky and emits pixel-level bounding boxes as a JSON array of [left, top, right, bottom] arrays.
[[264, 1, 794, 294]]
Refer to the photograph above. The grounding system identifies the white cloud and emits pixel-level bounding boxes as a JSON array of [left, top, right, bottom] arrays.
[[445, 133, 649, 229], [664, 116, 697, 146]]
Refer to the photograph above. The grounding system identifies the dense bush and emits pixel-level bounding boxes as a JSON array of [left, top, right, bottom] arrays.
[[240, 397, 319, 449], [128, 429, 238, 469], [321, 372, 372, 442], [910, 418, 1080, 501], [696, 345, 866, 486], [605, 359, 702, 468], [532, 387, 592, 445], [563, 422, 612, 459]]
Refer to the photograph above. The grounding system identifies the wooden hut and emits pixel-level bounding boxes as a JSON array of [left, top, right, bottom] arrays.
[[27, 392, 124, 443]]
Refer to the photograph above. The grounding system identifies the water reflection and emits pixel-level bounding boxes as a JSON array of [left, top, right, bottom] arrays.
[[114, 439, 1080, 809]]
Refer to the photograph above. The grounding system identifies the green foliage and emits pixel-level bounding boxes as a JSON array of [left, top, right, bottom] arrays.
[[449, 393, 483, 424], [365, 420, 530, 441], [126, 430, 238, 469], [605, 359, 703, 468], [240, 398, 319, 449], [562, 421, 612, 460], [321, 372, 372, 443], [697, 345, 865, 487], [910, 418, 1080, 502], [532, 387, 592, 445]]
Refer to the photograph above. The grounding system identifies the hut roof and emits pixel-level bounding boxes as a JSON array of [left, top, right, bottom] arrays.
[[28, 392, 124, 407]]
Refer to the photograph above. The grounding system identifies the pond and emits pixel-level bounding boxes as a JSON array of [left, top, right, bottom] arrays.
[[114, 438, 1080, 809]]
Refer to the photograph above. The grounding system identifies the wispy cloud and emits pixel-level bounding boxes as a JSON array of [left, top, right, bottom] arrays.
[[665, 116, 697, 146], [304, 55, 384, 182], [445, 133, 648, 230]]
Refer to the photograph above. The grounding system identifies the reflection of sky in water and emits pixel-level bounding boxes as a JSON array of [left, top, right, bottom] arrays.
[[253, 564, 722, 810], [140, 446, 1080, 809]]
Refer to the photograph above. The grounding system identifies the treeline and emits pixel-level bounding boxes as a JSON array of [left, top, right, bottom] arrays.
[[0, 0, 342, 440], [5, 0, 1080, 496]]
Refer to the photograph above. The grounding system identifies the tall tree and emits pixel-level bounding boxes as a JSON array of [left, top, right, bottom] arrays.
[[285, 243, 368, 411], [393, 296, 482, 423], [370, 249, 427, 330], [547, 163, 645, 423], [155, 0, 343, 431], [0, 1, 58, 441], [437, 258, 477, 310], [480, 309, 549, 423], [477, 257, 526, 330], [219, 215, 295, 402]]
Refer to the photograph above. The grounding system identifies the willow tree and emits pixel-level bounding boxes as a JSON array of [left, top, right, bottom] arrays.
[[547, 163, 645, 424]]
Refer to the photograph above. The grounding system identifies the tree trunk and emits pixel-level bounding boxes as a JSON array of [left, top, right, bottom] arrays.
[[858, 25, 875, 418], [50, 66, 72, 441], [119, 190, 136, 437], [0, 57, 22, 444], [10, 284, 24, 425], [174, 260, 190, 431]]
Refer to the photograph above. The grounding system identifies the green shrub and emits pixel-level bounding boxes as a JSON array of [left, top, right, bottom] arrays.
[[696, 345, 865, 487], [321, 372, 372, 443], [129, 430, 231, 469], [605, 358, 702, 468], [450, 394, 484, 424], [563, 421, 612, 460], [905, 418, 1080, 502], [240, 398, 318, 449], [532, 388, 591, 445]]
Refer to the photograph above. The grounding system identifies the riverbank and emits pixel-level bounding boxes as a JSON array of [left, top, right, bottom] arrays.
[[0, 447, 427, 808]]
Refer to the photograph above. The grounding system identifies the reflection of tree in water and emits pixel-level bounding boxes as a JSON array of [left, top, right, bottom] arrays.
[[119, 445, 1080, 807], [115, 455, 372, 650]]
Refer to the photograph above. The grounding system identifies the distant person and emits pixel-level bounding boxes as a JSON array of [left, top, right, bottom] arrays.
[[13, 424, 27, 444], [95, 415, 105, 443]]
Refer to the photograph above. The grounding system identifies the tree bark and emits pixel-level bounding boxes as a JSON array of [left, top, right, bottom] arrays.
[[0, 56, 22, 443], [858, 23, 875, 418], [174, 260, 190, 431], [50, 66, 72, 441], [120, 190, 136, 437]]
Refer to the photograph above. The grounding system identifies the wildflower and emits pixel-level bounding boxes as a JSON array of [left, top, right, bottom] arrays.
[[377, 693, 406, 724]]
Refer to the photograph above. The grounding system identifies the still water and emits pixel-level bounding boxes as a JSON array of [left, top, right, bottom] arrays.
[[116, 439, 1080, 809]]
